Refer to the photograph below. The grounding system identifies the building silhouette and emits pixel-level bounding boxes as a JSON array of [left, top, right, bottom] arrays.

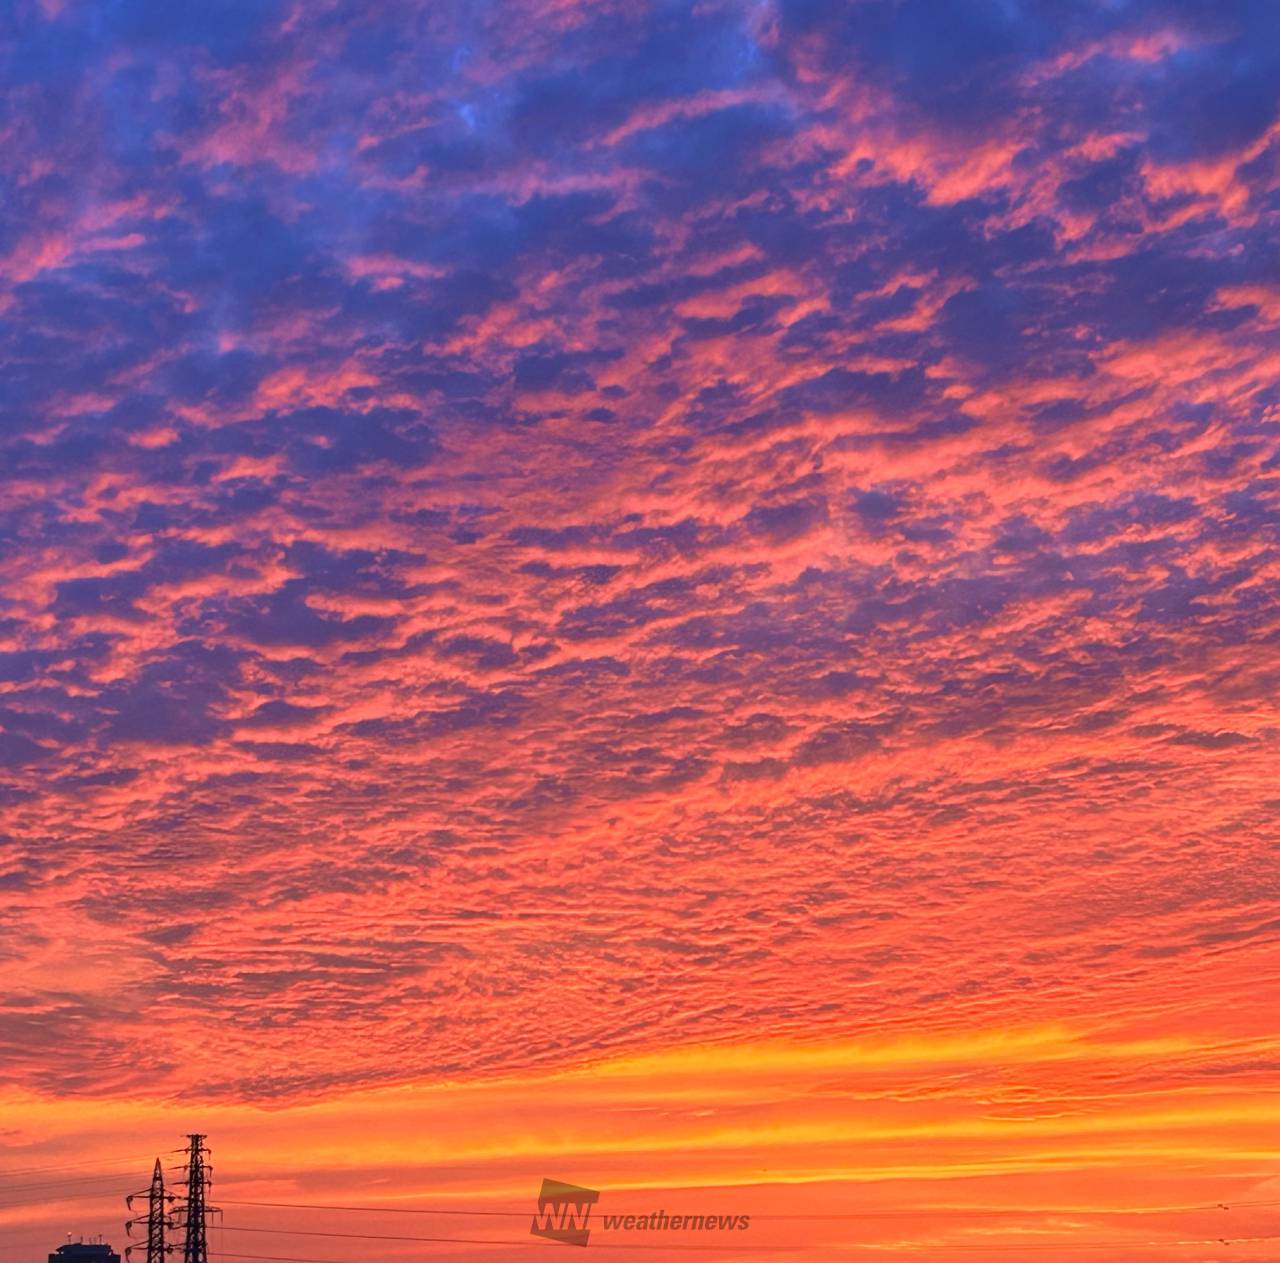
[[48, 1241, 121, 1263]]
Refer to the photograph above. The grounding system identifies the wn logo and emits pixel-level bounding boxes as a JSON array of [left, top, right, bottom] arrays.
[[530, 1177, 600, 1248]]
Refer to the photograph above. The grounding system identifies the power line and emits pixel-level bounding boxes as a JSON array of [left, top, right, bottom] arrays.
[[1, 1170, 144, 1192], [220, 1200, 518, 1218], [0, 1154, 161, 1177], [753, 1198, 1280, 1221], [219, 1224, 766, 1254], [915, 1237, 1280, 1254], [214, 1254, 359, 1263], [0, 1187, 133, 1211], [206, 1234, 1280, 1263], [0, 1176, 132, 1190], [216, 1222, 1280, 1257], [218, 1195, 1280, 1222]]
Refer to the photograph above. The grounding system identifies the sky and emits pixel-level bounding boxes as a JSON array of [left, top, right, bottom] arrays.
[[1, 0, 1279, 1259]]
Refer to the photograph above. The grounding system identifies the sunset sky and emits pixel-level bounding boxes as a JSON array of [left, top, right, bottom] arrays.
[[2, 1, 1280, 1260]]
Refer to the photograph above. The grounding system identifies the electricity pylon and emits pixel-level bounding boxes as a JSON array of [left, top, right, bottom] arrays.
[[125, 1158, 174, 1263], [175, 1134, 217, 1263]]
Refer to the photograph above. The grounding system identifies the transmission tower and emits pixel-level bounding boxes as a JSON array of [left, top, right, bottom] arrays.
[[175, 1134, 217, 1263], [125, 1158, 174, 1263]]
